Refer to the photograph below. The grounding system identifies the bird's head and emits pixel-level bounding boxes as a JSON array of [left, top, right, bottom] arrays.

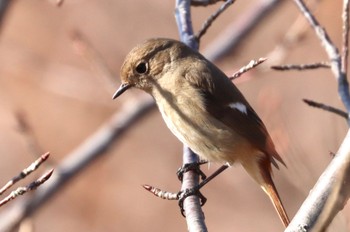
[[112, 38, 190, 99]]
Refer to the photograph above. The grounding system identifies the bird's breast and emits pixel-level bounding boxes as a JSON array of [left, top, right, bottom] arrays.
[[152, 83, 253, 164]]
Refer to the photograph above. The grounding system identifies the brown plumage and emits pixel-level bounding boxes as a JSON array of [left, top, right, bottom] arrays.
[[113, 38, 290, 227]]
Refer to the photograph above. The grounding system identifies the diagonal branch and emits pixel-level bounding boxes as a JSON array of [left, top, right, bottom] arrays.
[[0, 153, 50, 196], [342, 0, 349, 74], [229, 58, 267, 80], [191, 0, 225, 6], [203, 0, 282, 61], [303, 99, 348, 119], [196, 0, 235, 43], [293, 0, 350, 119], [285, 129, 350, 232]]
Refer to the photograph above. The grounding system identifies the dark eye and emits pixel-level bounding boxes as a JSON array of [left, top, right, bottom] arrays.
[[135, 62, 148, 74]]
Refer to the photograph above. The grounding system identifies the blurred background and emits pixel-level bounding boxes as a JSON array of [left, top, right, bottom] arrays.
[[0, 0, 348, 231]]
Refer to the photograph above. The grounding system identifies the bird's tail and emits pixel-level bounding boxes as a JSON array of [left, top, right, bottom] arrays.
[[241, 154, 290, 227], [260, 173, 290, 227]]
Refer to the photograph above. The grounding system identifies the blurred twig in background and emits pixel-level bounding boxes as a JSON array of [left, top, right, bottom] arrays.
[[15, 111, 45, 158], [71, 30, 117, 94], [0, 96, 155, 231]]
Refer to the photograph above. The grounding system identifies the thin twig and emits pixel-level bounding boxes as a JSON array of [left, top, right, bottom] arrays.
[[303, 99, 348, 119], [271, 62, 330, 71], [203, 0, 282, 61], [0, 169, 54, 207], [191, 0, 225, 6], [196, 0, 235, 43], [284, 1, 350, 230], [293, 0, 350, 115], [0, 153, 50, 196], [342, 0, 349, 74], [229, 58, 266, 80], [143, 185, 178, 200]]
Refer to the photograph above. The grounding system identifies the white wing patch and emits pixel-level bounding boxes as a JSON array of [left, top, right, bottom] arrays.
[[228, 102, 248, 115]]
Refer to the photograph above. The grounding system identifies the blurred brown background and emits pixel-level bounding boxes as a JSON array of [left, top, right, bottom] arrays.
[[0, 0, 348, 231]]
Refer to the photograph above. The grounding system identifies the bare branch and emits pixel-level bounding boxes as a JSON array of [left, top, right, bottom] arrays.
[[342, 0, 349, 74], [143, 185, 178, 200], [191, 0, 225, 6], [0, 153, 50, 196], [229, 58, 266, 80], [175, 1, 208, 231], [271, 62, 330, 71], [303, 99, 348, 119], [203, 0, 282, 61], [196, 0, 235, 43], [181, 147, 207, 232], [293, 0, 350, 115], [0, 169, 54, 207], [175, 0, 198, 50], [285, 129, 350, 231]]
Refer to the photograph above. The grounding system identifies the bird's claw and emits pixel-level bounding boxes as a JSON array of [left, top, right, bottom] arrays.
[[177, 187, 207, 217], [176, 161, 207, 182]]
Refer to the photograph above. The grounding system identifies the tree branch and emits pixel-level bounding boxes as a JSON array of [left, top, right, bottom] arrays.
[[283, 1, 350, 230], [303, 99, 348, 119], [203, 0, 282, 61], [342, 0, 349, 74], [293, 0, 350, 121], [271, 62, 330, 71], [175, 1, 208, 231], [196, 0, 235, 43], [285, 129, 350, 231]]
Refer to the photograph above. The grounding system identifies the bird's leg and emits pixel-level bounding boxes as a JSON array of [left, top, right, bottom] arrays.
[[177, 164, 229, 216], [176, 160, 208, 182]]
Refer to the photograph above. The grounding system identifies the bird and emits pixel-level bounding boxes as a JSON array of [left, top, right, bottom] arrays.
[[112, 38, 290, 227]]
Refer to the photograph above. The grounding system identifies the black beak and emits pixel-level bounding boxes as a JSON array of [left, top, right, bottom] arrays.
[[112, 83, 132, 99]]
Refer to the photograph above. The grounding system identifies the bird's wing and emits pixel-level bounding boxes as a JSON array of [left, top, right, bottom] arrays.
[[183, 59, 285, 167]]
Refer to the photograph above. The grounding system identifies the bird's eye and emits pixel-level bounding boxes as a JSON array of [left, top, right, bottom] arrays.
[[135, 62, 148, 74]]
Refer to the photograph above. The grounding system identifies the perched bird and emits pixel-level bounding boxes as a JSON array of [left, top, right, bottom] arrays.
[[113, 38, 290, 227]]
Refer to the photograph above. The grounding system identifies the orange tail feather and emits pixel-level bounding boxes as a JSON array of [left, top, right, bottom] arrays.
[[261, 179, 290, 227], [259, 159, 290, 227]]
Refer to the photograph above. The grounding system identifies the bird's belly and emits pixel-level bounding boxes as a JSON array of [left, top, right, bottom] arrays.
[[157, 101, 252, 164]]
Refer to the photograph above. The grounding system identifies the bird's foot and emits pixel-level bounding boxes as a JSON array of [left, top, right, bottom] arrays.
[[177, 186, 207, 217], [176, 161, 207, 182]]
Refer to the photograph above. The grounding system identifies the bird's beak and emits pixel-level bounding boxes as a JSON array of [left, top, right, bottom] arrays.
[[112, 82, 132, 99]]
